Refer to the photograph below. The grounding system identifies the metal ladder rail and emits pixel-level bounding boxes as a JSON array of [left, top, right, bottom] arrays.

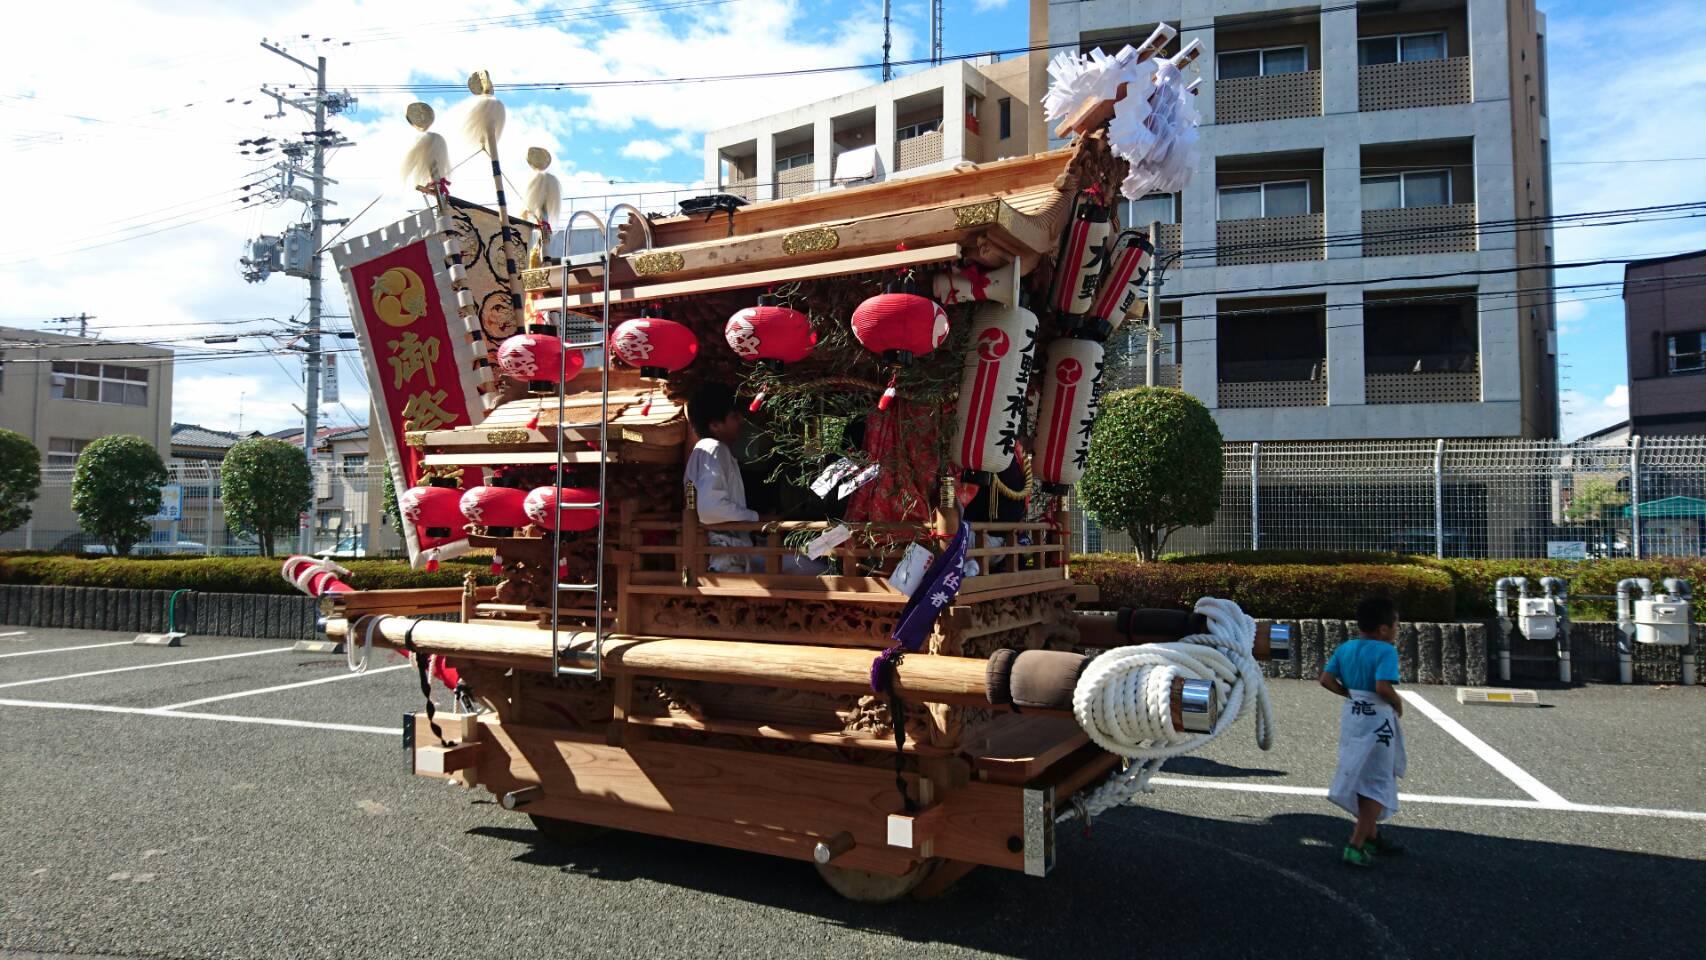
[[551, 205, 654, 679]]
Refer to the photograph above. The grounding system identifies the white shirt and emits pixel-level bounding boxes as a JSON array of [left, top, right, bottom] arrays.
[[686, 437, 757, 525]]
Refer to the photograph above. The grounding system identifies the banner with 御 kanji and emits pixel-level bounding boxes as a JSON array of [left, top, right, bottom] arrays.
[[332, 208, 488, 568]]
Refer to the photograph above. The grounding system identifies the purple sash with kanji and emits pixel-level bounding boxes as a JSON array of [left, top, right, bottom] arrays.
[[870, 522, 970, 691]]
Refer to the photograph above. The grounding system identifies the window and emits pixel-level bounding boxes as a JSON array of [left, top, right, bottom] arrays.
[[342, 453, 367, 476], [1358, 32, 1448, 66], [1218, 180, 1309, 219], [50, 361, 148, 406], [896, 119, 942, 141], [1361, 169, 1452, 209], [775, 151, 813, 171], [1365, 302, 1478, 373], [998, 97, 1012, 139], [1218, 46, 1308, 79], [47, 438, 89, 469], [1218, 311, 1326, 382], [1669, 332, 1706, 374], [1125, 193, 1177, 226]]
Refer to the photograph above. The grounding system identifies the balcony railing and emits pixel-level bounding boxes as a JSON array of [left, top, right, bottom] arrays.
[[1153, 222, 1182, 253], [1216, 213, 1325, 265], [1361, 203, 1477, 257], [775, 162, 816, 199], [1359, 57, 1472, 112], [722, 177, 757, 202], [1218, 375, 1328, 408], [1366, 359, 1480, 404], [896, 129, 944, 171], [1215, 70, 1322, 124]]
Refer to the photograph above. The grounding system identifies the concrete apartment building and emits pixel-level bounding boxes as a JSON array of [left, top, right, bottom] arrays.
[[271, 422, 399, 556], [1043, 0, 1559, 440], [1622, 250, 1706, 436], [704, 56, 1036, 200], [0, 326, 174, 549]]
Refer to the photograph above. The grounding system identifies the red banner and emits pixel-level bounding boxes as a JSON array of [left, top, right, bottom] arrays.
[[347, 238, 480, 552]]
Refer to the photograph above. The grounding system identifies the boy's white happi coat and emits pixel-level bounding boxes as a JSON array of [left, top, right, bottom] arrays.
[[1328, 691, 1407, 819]]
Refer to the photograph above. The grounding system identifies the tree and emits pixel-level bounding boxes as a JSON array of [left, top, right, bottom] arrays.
[[71, 435, 167, 557], [221, 437, 312, 557], [1564, 477, 1627, 521], [0, 429, 42, 536], [1079, 387, 1224, 560], [381, 464, 404, 538]]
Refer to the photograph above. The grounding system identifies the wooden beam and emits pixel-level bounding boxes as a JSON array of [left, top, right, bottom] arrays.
[[540, 244, 962, 311]]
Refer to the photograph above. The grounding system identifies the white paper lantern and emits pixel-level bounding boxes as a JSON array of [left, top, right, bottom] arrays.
[[1054, 197, 1112, 318], [1034, 336, 1106, 493], [952, 303, 1039, 477]]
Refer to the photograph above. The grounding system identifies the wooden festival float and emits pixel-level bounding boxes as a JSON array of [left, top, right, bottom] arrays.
[[299, 31, 1279, 901]]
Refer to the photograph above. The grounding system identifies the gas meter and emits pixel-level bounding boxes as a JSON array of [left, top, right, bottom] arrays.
[[1517, 597, 1558, 641], [1633, 598, 1690, 646]]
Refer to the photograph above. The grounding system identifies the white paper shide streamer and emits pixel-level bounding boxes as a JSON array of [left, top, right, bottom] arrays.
[[1043, 23, 1203, 200]]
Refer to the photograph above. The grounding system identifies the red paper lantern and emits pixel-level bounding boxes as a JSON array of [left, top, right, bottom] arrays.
[[459, 485, 530, 530], [524, 485, 602, 532], [611, 307, 698, 378], [726, 296, 815, 366], [851, 284, 949, 365], [497, 333, 584, 389], [399, 483, 464, 536]]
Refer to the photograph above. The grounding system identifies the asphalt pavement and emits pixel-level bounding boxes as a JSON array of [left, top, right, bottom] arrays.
[[1, 625, 1702, 960]]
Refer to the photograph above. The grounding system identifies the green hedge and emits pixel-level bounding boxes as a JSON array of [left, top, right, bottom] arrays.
[[1072, 555, 1458, 622], [1157, 550, 1706, 619], [0, 553, 497, 596]]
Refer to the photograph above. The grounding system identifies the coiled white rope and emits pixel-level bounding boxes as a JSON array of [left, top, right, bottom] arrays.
[[1067, 597, 1276, 821]]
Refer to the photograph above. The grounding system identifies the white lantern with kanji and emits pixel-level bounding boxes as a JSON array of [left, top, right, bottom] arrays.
[[952, 302, 1038, 479], [1033, 336, 1106, 493]]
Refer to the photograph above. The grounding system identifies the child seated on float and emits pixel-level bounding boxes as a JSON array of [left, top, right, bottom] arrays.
[[686, 382, 760, 573]]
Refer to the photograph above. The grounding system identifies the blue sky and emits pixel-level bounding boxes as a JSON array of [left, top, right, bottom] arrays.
[[2, 0, 1700, 439]]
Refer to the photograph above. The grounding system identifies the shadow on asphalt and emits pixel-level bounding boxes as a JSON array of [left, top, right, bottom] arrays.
[[1160, 756, 1287, 778], [469, 807, 1704, 960]]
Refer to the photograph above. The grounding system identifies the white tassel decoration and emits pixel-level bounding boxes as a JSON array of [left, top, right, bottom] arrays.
[[400, 130, 451, 190], [461, 94, 506, 157], [523, 169, 560, 226]]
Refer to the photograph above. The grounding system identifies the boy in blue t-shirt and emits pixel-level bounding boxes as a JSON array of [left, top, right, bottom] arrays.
[[1319, 596, 1407, 867]]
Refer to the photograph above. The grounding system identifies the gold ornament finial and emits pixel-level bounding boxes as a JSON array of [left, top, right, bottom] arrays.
[[405, 102, 435, 131], [467, 70, 494, 96], [526, 146, 552, 171]]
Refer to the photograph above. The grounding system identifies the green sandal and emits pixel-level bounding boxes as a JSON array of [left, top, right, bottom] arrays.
[[1342, 844, 1375, 867]]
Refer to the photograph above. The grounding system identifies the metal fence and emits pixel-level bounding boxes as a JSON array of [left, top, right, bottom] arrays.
[[1, 462, 400, 558], [1074, 437, 1706, 559]]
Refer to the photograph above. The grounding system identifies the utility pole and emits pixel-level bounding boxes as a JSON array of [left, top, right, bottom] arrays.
[[49, 313, 96, 338], [256, 41, 354, 553], [1144, 220, 1161, 387], [882, 0, 893, 81]]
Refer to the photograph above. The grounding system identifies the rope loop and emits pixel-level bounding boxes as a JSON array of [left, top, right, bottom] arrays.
[[1066, 597, 1275, 821]]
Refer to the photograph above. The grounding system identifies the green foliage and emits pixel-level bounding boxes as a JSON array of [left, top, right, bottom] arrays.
[[1145, 548, 1706, 620], [0, 429, 41, 535], [1079, 388, 1224, 560], [1564, 478, 1628, 521], [1072, 554, 1457, 622], [221, 437, 313, 557], [70, 435, 166, 557], [0, 553, 497, 595], [381, 464, 403, 538]]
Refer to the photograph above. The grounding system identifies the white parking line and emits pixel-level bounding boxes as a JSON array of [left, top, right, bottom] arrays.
[[0, 630, 30, 638], [0, 646, 293, 690], [1147, 776, 1706, 821], [0, 698, 396, 736], [1398, 689, 1570, 806], [0, 640, 134, 659], [158, 663, 412, 710]]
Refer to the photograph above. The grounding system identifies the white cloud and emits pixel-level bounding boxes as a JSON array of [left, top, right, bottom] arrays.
[[621, 139, 673, 162], [971, 0, 1012, 10], [1555, 298, 1589, 334], [0, 0, 901, 434], [1560, 383, 1630, 441]]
